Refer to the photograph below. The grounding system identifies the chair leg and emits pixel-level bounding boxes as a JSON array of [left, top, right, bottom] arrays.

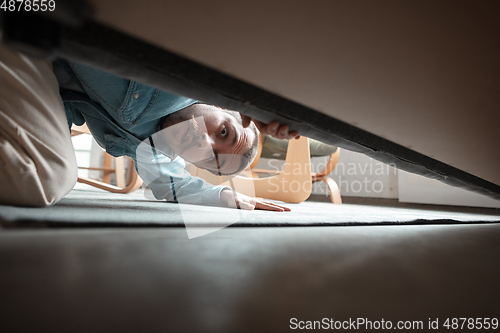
[[71, 124, 143, 194], [102, 152, 113, 184], [317, 176, 342, 204], [115, 156, 125, 188], [78, 165, 142, 193], [77, 155, 143, 194]]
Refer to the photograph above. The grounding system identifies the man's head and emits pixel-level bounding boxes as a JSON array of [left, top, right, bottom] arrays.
[[160, 103, 259, 175]]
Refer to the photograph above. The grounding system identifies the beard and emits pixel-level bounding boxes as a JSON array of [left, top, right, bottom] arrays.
[[160, 103, 200, 129], [159, 103, 209, 159]]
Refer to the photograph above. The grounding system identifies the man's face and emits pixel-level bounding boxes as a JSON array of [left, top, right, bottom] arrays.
[[160, 104, 256, 174]]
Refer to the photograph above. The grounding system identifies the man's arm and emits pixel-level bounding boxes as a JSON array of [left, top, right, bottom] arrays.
[[135, 139, 291, 211], [136, 140, 227, 206]]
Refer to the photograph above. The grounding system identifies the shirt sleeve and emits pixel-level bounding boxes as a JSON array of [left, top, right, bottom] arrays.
[[135, 138, 231, 207]]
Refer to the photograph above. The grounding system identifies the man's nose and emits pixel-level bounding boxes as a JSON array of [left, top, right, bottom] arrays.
[[198, 132, 214, 150]]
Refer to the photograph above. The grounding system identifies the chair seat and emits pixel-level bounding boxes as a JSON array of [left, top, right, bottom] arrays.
[[261, 136, 338, 159]]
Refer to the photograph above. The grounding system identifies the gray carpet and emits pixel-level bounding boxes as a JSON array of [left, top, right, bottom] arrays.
[[1, 185, 500, 331], [1, 184, 499, 229], [2, 224, 500, 332]]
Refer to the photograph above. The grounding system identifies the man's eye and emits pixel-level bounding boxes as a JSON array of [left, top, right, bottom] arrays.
[[221, 127, 228, 137]]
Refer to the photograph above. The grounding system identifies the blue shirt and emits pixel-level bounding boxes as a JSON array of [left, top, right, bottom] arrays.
[[61, 61, 229, 206]]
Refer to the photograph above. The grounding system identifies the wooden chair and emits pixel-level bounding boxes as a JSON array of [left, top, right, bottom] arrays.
[[311, 148, 342, 204], [190, 135, 342, 204], [252, 135, 342, 204], [71, 124, 143, 193]]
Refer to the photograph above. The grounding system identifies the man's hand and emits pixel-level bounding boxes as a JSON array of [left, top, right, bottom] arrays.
[[240, 114, 300, 140], [220, 189, 291, 212]]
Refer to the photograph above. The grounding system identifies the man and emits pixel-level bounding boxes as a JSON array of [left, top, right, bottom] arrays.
[[0, 43, 298, 210]]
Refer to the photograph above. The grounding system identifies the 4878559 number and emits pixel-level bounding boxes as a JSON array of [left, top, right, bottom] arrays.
[[1, 0, 55, 11], [443, 318, 498, 330]]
